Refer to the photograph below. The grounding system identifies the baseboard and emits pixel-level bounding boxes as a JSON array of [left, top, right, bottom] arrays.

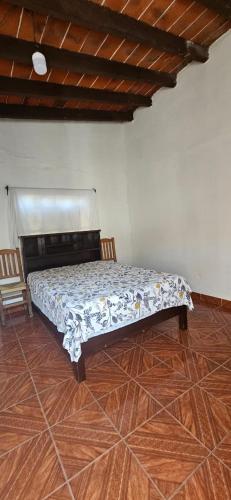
[[191, 292, 231, 312]]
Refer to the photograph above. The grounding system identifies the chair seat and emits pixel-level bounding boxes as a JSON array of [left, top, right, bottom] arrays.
[[0, 281, 27, 294]]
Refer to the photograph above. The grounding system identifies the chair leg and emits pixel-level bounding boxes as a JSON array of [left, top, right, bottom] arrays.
[[26, 286, 33, 318], [0, 294, 6, 326]]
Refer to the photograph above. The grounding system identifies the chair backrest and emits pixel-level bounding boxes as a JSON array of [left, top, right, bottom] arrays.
[[0, 248, 24, 281], [100, 238, 117, 262]]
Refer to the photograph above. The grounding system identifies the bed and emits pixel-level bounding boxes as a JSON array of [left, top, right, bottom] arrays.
[[21, 230, 193, 382]]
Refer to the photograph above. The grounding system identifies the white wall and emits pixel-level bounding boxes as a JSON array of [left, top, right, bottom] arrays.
[[125, 31, 231, 300], [0, 120, 132, 263]]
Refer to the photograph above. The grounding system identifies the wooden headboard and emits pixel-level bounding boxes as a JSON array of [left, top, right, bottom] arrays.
[[20, 230, 101, 277]]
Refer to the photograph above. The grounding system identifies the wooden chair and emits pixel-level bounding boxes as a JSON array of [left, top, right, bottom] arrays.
[[100, 237, 117, 262], [0, 248, 33, 326]]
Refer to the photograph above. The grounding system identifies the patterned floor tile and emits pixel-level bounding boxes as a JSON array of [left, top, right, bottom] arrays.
[[152, 316, 178, 334], [0, 327, 17, 349], [192, 346, 231, 364], [168, 386, 231, 450], [126, 410, 208, 497], [223, 358, 231, 370], [113, 346, 160, 377], [213, 434, 231, 469], [164, 348, 218, 382], [142, 334, 185, 360], [85, 351, 110, 370], [31, 360, 74, 393], [24, 342, 63, 370], [136, 363, 193, 407], [20, 333, 57, 354], [85, 359, 129, 400], [47, 484, 72, 499], [52, 402, 120, 477], [0, 372, 35, 412], [70, 441, 162, 500], [0, 395, 46, 456], [98, 380, 161, 437], [135, 326, 163, 345], [103, 337, 136, 358], [199, 366, 231, 407], [40, 378, 94, 426], [173, 455, 231, 499], [0, 430, 65, 500], [0, 341, 27, 380]]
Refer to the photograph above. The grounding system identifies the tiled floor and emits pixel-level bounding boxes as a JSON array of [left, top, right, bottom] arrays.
[[0, 304, 231, 499]]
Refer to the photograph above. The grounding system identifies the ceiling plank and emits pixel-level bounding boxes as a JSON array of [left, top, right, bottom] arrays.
[[0, 76, 151, 107], [197, 0, 231, 20], [0, 35, 176, 88], [7, 0, 209, 62], [0, 103, 134, 121]]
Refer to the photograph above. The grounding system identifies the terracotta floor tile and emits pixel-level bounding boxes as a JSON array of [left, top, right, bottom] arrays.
[[103, 337, 136, 358], [70, 441, 162, 500], [126, 410, 208, 498], [40, 378, 94, 426], [47, 484, 72, 499], [0, 430, 65, 500], [0, 395, 46, 456], [113, 346, 160, 377], [84, 350, 110, 370], [0, 372, 35, 412], [168, 386, 231, 450], [52, 401, 120, 477], [164, 348, 218, 382], [142, 334, 185, 360], [20, 333, 57, 354], [199, 366, 231, 407], [31, 360, 74, 393], [85, 359, 129, 399], [0, 341, 27, 380], [213, 434, 231, 469], [173, 455, 231, 499], [98, 380, 161, 437], [136, 363, 193, 407]]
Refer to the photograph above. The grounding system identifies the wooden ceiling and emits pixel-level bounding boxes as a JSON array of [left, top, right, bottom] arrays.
[[0, 0, 230, 122]]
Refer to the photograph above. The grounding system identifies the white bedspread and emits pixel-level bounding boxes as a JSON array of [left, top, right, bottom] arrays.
[[28, 261, 193, 362]]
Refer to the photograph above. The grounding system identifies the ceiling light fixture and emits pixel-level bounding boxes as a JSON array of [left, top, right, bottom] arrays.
[[32, 51, 47, 75], [31, 12, 47, 76]]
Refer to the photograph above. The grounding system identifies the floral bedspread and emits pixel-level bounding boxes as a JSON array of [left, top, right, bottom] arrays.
[[28, 261, 193, 362]]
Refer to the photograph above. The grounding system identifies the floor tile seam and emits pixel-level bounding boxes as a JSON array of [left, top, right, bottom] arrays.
[[90, 395, 166, 500], [48, 395, 98, 430], [87, 375, 132, 404], [167, 448, 215, 500], [108, 344, 165, 379], [16, 331, 75, 500], [102, 343, 137, 362], [0, 428, 48, 460], [41, 480, 71, 500], [194, 383, 231, 411], [62, 436, 124, 486], [211, 431, 231, 470], [211, 450, 231, 473]]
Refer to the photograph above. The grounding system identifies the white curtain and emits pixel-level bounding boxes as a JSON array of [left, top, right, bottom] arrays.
[[8, 187, 98, 246]]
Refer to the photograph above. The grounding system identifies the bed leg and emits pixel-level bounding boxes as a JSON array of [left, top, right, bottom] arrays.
[[179, 305, 188, 330], [73, 355, 86, 383]]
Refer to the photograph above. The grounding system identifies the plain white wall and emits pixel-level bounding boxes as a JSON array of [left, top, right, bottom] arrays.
[[0, 120, 132, 263], [125, 31, 231, 300]]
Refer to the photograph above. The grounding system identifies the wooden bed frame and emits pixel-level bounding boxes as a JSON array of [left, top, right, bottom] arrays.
[[21, 230, 188, 383]]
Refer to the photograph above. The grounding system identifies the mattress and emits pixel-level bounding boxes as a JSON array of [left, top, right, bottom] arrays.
[[27, 261, 193, 362]]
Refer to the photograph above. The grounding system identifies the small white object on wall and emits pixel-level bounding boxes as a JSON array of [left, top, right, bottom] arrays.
[[32, 51, 47, 76]]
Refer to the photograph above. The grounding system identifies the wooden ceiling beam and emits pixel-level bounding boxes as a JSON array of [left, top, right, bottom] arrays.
[[197, 0, 231, 20], [0, 35, 176, 88], [0, 76, 151, 107], [7, 0, 208, 62], [0, 104, 134, 122]]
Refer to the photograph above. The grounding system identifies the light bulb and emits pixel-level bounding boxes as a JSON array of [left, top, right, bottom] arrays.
[[32, 51, 47, 76]]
